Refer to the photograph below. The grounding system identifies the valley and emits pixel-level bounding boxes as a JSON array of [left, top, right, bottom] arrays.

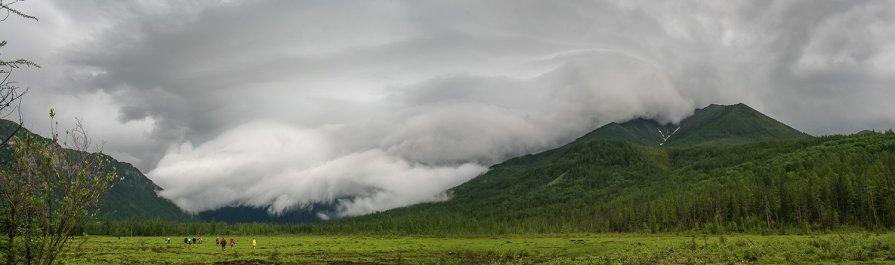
[[5, 2, 895, 263], [6, 104, 895, 264]]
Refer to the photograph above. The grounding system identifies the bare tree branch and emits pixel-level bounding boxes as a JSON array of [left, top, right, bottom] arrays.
[[0, 0, 38, 22]]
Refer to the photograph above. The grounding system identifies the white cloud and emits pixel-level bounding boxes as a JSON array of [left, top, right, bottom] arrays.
[[147, 50, 693, 216], [149, 120, 487, 216]]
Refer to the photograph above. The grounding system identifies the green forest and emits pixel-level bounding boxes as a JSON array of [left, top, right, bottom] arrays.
[[306, 132, 895, 235]]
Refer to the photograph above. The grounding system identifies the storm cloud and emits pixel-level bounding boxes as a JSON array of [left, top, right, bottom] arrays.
[[4, 0, 895, 216]]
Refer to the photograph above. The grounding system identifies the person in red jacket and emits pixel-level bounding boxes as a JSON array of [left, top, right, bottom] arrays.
[[229, 238, 235, 250]]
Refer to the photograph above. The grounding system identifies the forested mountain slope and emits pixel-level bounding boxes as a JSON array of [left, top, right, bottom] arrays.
[[313, 105, 894, 234], [0, 120, 192, 221]]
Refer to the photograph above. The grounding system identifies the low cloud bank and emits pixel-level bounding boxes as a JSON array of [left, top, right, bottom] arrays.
[[149, 53, 693, 216]]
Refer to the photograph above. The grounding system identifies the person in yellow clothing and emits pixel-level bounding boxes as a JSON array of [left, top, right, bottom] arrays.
[[252, 238, 257, 249]]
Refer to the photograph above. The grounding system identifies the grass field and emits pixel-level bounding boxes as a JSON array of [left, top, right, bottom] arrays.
[[58, 233, 895, 264]]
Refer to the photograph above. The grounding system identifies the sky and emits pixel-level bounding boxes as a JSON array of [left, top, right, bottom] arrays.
[[2, 0, 895, 217]]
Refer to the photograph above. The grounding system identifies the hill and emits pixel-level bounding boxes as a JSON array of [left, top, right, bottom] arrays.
[[0, 120, 192, 221], [309, 104, 895, 234], [582, 103, 811, 146]]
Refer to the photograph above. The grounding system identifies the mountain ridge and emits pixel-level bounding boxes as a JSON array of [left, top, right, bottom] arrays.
[[0, 103, 827, 224], [316, 122, 894, 234], [581, 103, 811, 146], [201, 103, 817, 223], [0, 119, 192, 221]]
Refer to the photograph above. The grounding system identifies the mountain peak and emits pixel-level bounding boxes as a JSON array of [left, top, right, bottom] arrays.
[[583, 103, 810, 146]]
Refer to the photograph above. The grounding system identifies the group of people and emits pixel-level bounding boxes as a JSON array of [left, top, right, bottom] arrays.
[[215, 237, 235, 250], [182, 237, 203, 244], [163, 237, 203, 244], [213, 237, 257, 250], [167, 236, 257, 250]]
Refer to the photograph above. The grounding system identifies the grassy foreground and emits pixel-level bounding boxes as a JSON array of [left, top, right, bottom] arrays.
[[59, 233, 895, 264]]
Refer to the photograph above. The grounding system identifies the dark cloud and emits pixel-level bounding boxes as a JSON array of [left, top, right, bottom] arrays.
[[5, 0, 895, 216]]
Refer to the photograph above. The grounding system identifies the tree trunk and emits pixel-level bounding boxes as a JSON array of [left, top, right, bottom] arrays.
[[6, 232, 15, 265], [24, 213, 31, 265]]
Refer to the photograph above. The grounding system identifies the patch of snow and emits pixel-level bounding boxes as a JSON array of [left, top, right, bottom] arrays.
[[657, 126, 680, 145]]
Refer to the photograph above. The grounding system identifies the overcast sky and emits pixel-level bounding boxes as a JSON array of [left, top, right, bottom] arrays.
[[3, 0, 895, 217]]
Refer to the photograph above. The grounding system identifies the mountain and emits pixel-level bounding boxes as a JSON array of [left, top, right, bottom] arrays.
[[579, 118, 678, 146], [0, 120, 192, 221], [99, 159, 192, 221], [212, 103, 818, 225], [315, 104, 895, 234], [582, 103, 811, 146]]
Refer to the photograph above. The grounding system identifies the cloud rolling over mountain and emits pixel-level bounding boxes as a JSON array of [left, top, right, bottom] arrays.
[[4, 0, 895, 216]]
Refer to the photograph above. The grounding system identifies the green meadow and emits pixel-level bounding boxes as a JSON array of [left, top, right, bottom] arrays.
[[59, 233, 895, 264]]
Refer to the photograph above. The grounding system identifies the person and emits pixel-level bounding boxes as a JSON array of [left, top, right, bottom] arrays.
[[252, 238, 256, 249], [229, 238, 235, 250], [215, 238, 219, 246]]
